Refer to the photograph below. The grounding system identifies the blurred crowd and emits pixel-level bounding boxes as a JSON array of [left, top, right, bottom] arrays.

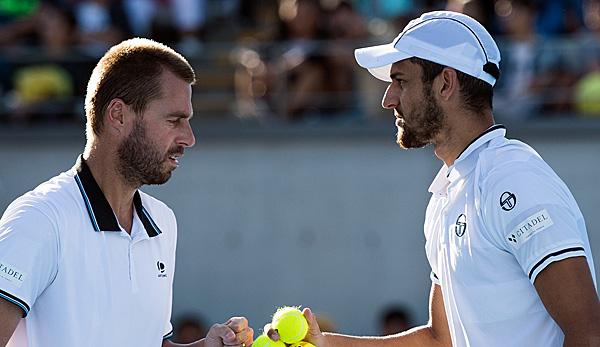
[[0, 0, 599, 124]]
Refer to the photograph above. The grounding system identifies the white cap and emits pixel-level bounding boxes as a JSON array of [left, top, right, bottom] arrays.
[[354, 11, 501, 86]]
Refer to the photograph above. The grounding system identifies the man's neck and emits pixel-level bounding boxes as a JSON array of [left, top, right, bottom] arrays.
[[433, 114, 494, 167], [83, 149, 137, 233]]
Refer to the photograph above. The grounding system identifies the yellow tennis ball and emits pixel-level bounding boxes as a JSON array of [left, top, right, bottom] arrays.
[[252, 334, 286, 347], [289, 342, 316, 347], [271, 306, 309, 344]]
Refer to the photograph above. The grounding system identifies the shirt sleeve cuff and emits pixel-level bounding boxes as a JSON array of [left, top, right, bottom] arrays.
[[430, 271, 440, 285], [528, 246, 586, 284], [163, 329, 174, 340], [0, 289, 30, 317]]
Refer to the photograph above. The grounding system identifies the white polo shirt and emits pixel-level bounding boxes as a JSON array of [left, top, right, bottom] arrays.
[[0, 156, 177, 347], [424, 125, 596, 347]]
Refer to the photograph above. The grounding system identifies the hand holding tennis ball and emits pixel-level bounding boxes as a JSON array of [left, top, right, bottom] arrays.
[[271, 307, 309, 344], [263, 306, 325, 347]]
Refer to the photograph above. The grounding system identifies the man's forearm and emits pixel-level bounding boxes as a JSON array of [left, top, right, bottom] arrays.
[[323, 325, 450, 347]]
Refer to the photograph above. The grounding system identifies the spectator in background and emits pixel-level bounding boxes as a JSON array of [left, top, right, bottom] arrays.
[[171, 0, 206, 54], [236, 0, 279, 31], [574, 0, 600, 115], [378, 306, 412, 335], [270, 0, 329, 120], [0, 0, 39, 47], [123, 0, 206, 53], [493, 0, 540, 120], [535, 0, 584, 37], [353, 0, 417, 32], [235, 0, 368, 121], [173, 314, 208, 344], [5, 2, 82, 122], [445, 0, 497, 33], [322, 0, 369, 118], [235, 0, 330, 120], [0, 0, 39, 24], [493, 0, 580, 119], [71, 0, 131, 57]]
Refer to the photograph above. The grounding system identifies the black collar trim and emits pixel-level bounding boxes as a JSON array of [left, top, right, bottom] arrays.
[[73, 155, 162, 237], [456, 124, 506, 161]]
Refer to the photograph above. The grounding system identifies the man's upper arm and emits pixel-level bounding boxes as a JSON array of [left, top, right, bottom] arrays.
[[429, 283, 452, 346], [481, 168, 590, 284], [534, 256, 600, 346], [0, 296, 23, 345], [0, 196, 60, 339]]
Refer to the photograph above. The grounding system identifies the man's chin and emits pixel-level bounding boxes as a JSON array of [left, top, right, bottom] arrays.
[[142, 171, 173, 186], [397, 131, 429, 149], [396, 137, 409, 149]]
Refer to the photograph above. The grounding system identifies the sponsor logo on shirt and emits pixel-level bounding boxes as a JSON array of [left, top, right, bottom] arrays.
[[157, 261, 167, 278], [500, 191, 517, 211], [0, 261, 26, 288], [507, 209, 553, 249], [455, 214, 467, 237]]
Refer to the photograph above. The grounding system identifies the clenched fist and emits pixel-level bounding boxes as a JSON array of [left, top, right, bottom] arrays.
[[205, 317, 254, 347]]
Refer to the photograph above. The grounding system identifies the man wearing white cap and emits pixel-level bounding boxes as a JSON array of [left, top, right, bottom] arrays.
[[270, 10, 600, 347]]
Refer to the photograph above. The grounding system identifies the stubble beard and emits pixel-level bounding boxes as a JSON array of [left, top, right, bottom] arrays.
[[117, 119, 182, 187], [396, 85, 445, 149]]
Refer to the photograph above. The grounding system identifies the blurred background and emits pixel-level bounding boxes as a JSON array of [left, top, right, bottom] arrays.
[[0, 0, 599, 344]]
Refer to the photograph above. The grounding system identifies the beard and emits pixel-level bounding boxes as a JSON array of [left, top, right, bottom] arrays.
[[117, 119, 183, 186], [396, 86, 445, 149]]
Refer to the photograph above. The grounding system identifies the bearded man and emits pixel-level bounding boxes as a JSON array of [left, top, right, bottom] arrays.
[[0, 38, 253, 347]]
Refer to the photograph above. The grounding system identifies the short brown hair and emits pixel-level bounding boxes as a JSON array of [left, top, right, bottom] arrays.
[[85, 38, 196, 138], [409, 57, 494, 113]]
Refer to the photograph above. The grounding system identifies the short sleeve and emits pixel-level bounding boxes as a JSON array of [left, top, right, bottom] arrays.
[[430, 271, 440, 285], [162, 207, 177, 340], [0, 197, 60, 317], [163, 323, 174, 340], [481, 169, 587, 283]]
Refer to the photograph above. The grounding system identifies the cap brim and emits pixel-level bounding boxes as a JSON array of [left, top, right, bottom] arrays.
[[355, 43, 411, 82]]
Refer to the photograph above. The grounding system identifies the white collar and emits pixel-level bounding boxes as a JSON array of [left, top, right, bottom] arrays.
[[428, 125, 506, 193]]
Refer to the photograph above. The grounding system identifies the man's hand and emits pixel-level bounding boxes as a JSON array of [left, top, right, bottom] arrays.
[[205, 317, 253, 347], [266, 308, 326, 347]]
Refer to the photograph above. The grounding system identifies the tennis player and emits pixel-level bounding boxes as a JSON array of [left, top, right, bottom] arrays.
[[270, 10, 600, 347], [0, 38, 253, 347]]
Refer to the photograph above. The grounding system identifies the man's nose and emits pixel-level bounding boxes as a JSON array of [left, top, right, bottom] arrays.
[[180, 121, 196, 148], [381, 84, 397, 110]]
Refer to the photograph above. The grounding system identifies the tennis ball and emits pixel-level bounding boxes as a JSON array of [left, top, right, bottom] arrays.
[[289, 342, 316, 347], [271, 306, 309, 344], [252, 334, 286, 347]]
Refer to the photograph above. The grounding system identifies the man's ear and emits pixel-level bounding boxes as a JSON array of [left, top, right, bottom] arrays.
[[105, 99, 127, 133], [437, 67, 459, 102]]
